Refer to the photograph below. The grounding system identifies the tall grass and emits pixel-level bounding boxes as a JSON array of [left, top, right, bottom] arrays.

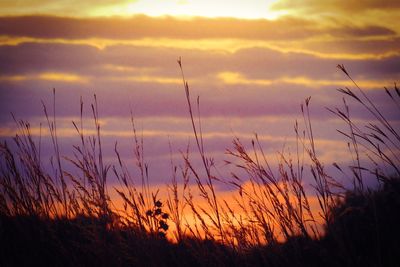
[[332, 65, 400, 186], [0, 62, 399, 266]]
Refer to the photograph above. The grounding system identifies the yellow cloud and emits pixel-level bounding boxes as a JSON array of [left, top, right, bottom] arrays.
[[111, 75, 182, 84], [218, 71, 392, 89], [102, 64, 157, 73], [0, 73, 89, 83], [38, 72, 89, 83], [218, 72, 273, 86]]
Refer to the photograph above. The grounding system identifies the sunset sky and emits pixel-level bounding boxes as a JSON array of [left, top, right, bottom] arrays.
[[0, 0, 399, 201]]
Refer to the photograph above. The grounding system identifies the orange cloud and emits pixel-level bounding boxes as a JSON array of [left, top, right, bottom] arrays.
[[271, 0, 400, 34], [272, 0, 400, 13], [1, 15, 397, 61], [1, 15, 395, 42]]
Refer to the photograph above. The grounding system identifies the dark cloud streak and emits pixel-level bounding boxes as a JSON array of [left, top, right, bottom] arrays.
[[1, 42, 399, 80], [0, 15, 396, 41]]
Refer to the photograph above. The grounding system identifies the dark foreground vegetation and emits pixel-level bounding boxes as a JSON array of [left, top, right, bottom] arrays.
[[1, 64, 399, 266], [1, 178, 400, 267]]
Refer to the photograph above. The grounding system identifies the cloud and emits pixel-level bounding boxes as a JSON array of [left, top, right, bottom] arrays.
[[0, 72, 90, 89], [2, 41, 399, 83], [299, 37, 400, 61], [0, 42, 100, 75], [0, 15, 396, 42], [1, 15, 398, 63], [330, 25, 396, 37], [271, 0, 400, 13], [0, 15, 315, 40], [0, 0, 136, 17], [271, 0, 400, 36], [0, 7, 398, 216], [217, 71, 392, 89], [0, 40, 398, 127]]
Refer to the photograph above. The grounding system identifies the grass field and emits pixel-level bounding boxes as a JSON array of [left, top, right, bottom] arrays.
[[1, 64, 399, 266]]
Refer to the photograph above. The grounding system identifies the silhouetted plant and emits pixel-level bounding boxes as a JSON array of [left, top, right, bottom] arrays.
[[0, 63, 398, 267]]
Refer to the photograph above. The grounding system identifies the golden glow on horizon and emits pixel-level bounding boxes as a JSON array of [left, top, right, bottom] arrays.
[[0, 0, 287, 20], [91, 0, 286, 20], [110, 180, 325, 242]]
